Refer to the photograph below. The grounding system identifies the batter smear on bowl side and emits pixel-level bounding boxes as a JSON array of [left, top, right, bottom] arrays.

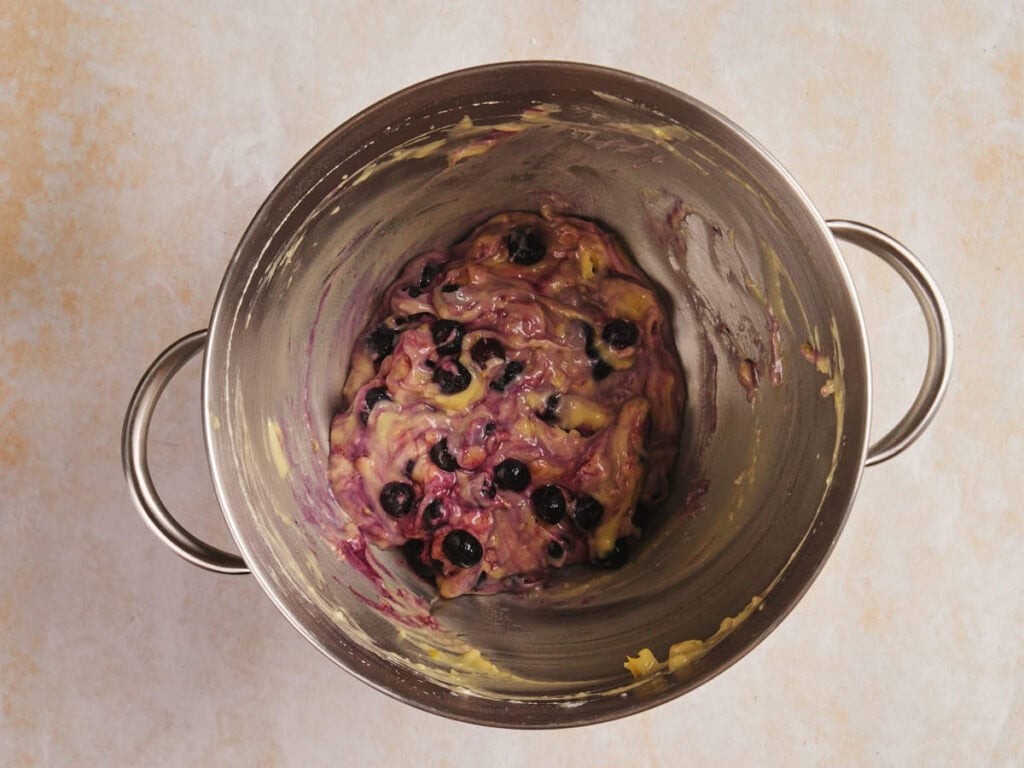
[[329, 210, 684, 597]]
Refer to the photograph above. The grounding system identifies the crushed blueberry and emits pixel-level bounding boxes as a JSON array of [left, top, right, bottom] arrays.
[[360, 386, 391, 424], [402, 539, 435, 582], [483, 422, 496, 436], [442, 529, 483, 567], [537, 393, 560, 423], [366, 325, 397, 361], [547, 540, 564, 559], [594, 537, 629, 569], [429, 438, 459, 472], [419, 261, 441, 288], [441, 283, 460, 293], [531, 485, 566, 525], [422, 499, 444, 529], [489, 360, 524, 392], [572, 495, 604, 530], [493, 458, 531, 492], [406, 286, 423, 298], [582, 324, 600, 360], [432, 360, 472, 394], [431, 319, 465, 357], [592, 360, 613, 381], [404, 459, 416, 478], [470, 337, 506, 367], [379, 482, 414, 518], [506, 226, 546, 265], [602, 319, 639, 349]]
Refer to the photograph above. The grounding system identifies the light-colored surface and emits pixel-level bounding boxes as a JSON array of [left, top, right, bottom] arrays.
[[2, 1, 1020, 765]]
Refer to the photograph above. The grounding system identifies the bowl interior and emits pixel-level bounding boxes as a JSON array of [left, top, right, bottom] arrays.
[[204, 63, 868, 726]]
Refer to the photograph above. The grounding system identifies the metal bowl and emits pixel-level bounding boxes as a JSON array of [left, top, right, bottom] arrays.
[[123, 61, 952, 727]]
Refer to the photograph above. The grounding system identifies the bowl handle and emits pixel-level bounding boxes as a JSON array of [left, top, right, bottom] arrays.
[[826, 220, 954, 467], [121, 330, 250, 574]]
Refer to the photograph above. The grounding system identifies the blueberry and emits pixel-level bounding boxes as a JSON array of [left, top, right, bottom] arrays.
[[470, 337, 506, 367], [489, 360, 524, 392], [493, 458, 531, 492], [442, 529, 483, 568], [441, 283, 460, 293], [537, 393, 559, 423], [592, 360, 613, 381], [366, 325, 397, 361], [419, 261, 441, 288], [422, 499, 444, 529], [429, 438, 459, 472], [506, 226, 546, 265], [432, 360, 472, 394], [632, 501, 653, 529], [360, 386, 391, 425], [582, 324, 600, 360], [572, 495, 604, 530], [379, 482, 414, 518], [483, 422, 496, 435], [531, 485, 566, 524], [406, 286, 423, 298], [594, 537, 629, 569], [402, 539, 435, 582], [404, 459, 415, 477], [547, 540, 564, 559], [602, 319, 639, 349], [431, 319, 465, 357]]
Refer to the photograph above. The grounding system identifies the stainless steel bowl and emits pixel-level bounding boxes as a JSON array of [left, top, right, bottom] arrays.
[[122, 62, 952, 727]]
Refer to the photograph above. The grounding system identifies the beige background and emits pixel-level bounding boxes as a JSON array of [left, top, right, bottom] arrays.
[[2, 1, 1021, 765]]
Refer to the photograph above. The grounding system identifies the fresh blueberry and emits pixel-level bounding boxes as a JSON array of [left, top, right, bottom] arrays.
[[493, 458, 531, 492], [431, 319, 465, 357], [489, 360, 524, 392], [432, 360, 472, 394], [572, 495, 604, 530], [422, 499, 444, 529], [442, 529, 483, 568], [506, 226, 546, 265], [547, 540, 564, 559], [594, 538, 629, 569], [379, 482, 414, 518], [360, 386, 391, 425], [592, 360, 613, 381], [602, 319, 639, 349], [429, 438, 459, 472], [366, 325, 397, 361], [531, 485, 566, 524], [470, 337, 506, 367]]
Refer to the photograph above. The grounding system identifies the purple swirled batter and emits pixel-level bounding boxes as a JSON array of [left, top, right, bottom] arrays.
[[329, 210, 684, 597]]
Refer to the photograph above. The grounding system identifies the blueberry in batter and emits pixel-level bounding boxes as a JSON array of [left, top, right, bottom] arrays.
[[328, 210, 684, 597]]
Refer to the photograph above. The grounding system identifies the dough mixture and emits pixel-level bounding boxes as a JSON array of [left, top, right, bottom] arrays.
[[329, 210, 684, 597]]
